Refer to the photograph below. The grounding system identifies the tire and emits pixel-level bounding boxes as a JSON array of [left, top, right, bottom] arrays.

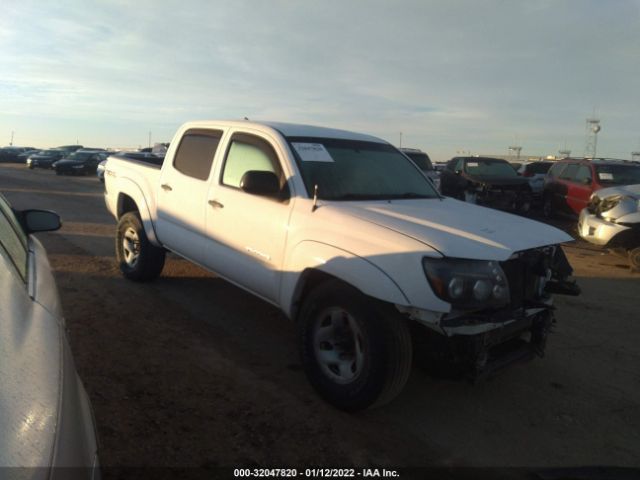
[[629, 247, 640, 272], [115, 211, 165, 281], [298, 280, 412, 411]]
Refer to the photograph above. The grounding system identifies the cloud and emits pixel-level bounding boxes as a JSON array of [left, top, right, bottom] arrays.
[[1, 0, 639, 159]]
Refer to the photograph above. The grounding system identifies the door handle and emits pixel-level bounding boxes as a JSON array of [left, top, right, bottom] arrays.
[[161, 183, 172, 192], [208, 199, 224, 208]]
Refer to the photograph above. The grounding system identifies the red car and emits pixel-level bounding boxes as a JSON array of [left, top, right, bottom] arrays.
[[542, 158, 640, 217]]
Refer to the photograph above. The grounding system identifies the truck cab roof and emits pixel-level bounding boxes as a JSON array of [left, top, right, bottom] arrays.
[[181, 120, 387, 144]]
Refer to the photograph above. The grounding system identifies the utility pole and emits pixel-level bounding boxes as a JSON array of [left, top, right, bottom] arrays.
[[148, 131, 152, 148], [10, 131, 14, 146]]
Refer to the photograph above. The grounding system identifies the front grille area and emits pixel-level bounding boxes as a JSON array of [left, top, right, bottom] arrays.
[[500, 249, 551, 309]]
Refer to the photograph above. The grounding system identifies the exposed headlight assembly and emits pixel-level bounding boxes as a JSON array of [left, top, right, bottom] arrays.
[[422, 257, 510, 310], [598, 195, 639, 220]]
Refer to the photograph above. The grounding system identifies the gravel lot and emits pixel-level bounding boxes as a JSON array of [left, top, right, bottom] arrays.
[[1, 164, 639, 476]]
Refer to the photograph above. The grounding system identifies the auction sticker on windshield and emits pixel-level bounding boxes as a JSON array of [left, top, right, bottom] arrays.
[[598, 172, 614, 180], [292, 143, 334, 162]]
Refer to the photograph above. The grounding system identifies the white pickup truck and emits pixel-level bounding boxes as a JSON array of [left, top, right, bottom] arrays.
[[104, 120, 579, 410]]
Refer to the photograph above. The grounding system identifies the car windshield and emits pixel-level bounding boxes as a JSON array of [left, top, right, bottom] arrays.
[[464, 158, 518, 178], [595, 164, 640, 185], [66, 152, 93, 161], [288, 137, 439, 200]]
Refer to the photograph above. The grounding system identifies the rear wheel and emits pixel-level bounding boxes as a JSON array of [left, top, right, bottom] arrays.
[[298, 280, 412, 411], [116, 212, 165, 281]]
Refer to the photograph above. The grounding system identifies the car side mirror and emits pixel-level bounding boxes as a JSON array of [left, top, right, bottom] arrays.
[[582, 177, 592, 185], [22, 210, 62, 233], [240, 170, 281, 197], [454, 169, 462, 175]]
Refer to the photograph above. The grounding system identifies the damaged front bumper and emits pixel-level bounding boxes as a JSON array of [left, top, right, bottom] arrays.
[[403, 246, 580, 380], [578, 208, 631, 246]]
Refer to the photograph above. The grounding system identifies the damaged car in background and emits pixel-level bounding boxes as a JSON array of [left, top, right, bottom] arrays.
[[440, 156, 533, 213], [579, 183, 640, 271]]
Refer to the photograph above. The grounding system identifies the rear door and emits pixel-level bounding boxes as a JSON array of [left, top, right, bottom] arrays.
[[204, 130, 293, 303], [156, 128, 226, 265], [565, 164, 594, 215], [555, 163, 579, 215]]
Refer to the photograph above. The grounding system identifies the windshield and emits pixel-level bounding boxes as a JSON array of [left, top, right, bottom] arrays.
[[464, 158, 518, 178], [288, 137, 439, 200], [595, 164, 640, 185], [65, 152, 93, 161]]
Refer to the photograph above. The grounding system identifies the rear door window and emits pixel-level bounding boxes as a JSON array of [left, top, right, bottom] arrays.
[[173, 129, 223, 180], [574, 165, 592, 184], [548, 162, 567, 178], [559, 164, 579, 181]]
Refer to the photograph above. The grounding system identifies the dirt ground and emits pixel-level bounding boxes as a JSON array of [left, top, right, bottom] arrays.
[[1, 164, 639, 477]]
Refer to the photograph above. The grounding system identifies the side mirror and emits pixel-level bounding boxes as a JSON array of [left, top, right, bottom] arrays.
[[23, 210, 61, 233], [454, 169, 462, 175], [582, 177, 592, 185], [240, 170, 281, 197]]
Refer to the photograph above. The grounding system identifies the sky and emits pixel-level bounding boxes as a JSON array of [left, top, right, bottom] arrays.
[[1, 0, 639, 161]]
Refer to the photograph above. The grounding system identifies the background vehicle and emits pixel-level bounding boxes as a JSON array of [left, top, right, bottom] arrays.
[[579, 183, 640, 271], [104, 120, 578, 411], [26, 148, 67, 169], [516, 160, 554, 198], [53, 149, 105, 175], [440, 156, 533, 212], [0, 146, 36, 163], [400, 147, 440, 191], [0, 193, 100, 475], [543, 158, 640, 218]]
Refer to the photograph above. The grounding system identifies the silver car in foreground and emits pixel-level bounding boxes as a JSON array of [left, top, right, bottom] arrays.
[[0, 193, 100, 478], [578, 183, 640, 271]]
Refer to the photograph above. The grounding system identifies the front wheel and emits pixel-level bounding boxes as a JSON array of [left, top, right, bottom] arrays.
[[298, 280, 412, 411], [116, 212, 165, 281]]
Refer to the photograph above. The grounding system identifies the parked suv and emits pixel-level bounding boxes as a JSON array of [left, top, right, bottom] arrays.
[[542, 158, 640, 217]]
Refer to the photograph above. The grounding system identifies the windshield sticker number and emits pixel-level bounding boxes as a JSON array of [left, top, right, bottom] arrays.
[[467, 162, 479, 167], [292, 143, 334, 162], [598, 172, 613, 180]]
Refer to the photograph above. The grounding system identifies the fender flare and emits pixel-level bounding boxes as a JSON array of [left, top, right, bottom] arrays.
[[280, 241, 409, 319], [115, 178, 161, 246]]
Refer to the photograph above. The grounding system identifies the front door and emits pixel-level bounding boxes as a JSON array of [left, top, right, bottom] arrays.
[[204, 131, 293, 303]]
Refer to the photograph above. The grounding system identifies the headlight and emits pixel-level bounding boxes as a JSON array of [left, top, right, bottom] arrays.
[[423, 257, 510, 309]]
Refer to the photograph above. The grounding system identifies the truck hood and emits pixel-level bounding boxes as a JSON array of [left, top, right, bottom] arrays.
[[329, 197, 573, 261]]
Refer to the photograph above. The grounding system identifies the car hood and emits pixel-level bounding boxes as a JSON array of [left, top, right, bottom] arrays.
[[54, 159, 86, 166], [592, 183, 640, 200], [330, 197, 572, 261], [466, 175, 530, 187]]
